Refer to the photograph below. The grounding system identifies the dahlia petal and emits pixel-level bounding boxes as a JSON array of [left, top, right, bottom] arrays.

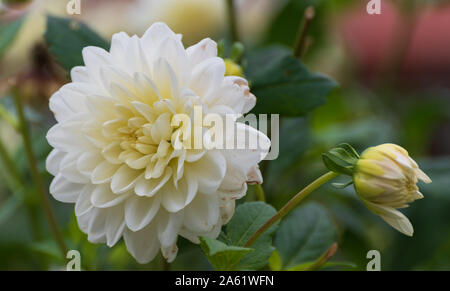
[[133, 72, 162, 103], [49, 84, 90, 122], [76, 151, 104, 175], [101, 142, 123, 164], [190, 57, 225, 101], [82, 46, 111, 84], [125, 195, 161, 232], [126, 154, 152, 170], [185, 149, 206, 162], [161, 244, 178, 263], [75, 184, 94, 216], [186, 151, 226, 194], [60, 154, 89, 184], [91, 161, 120, 184], [246, 165, 263, 185], [152, 57, 180, 101], [156, 36, 190, 86], [86, 208, 107, 243], [49, 174, 83, 203], [217, 76, 256, 114], [179, 228, 201, 244], [416, 168, 432, 184], [125, 35, 151, 76], [110, 31, 130, 61], [70, 66, 90, 83], [186, 38, 217, 67], [47, 120, 92, 152], [91, 184, 130, 208], [158, 211, 183, 249], [183, 193, 219, 233], [49, 92, 75, 123], [161, 176, 198, 213], [123, 224, 160, 264], [141, 22, 178, 53], [151, 112, 172, 144], [177, 174, 199, 206], [363, 200, 414, 236], [110, 165, 143, 194], [219, 199, 235, 224], [46, 149, 65, 176], [135, 167, 172, 197], [105, 205, 126, 247]]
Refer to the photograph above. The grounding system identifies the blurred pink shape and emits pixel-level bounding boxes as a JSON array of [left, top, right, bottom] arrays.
[[339, 2, 450, 86]]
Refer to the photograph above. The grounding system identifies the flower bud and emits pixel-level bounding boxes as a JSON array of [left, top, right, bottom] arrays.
[[353, 143, 431, 236], [224, 59, 243, 77]]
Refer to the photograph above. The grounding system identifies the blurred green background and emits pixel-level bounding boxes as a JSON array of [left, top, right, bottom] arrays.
[[0, 0, 449, 270]]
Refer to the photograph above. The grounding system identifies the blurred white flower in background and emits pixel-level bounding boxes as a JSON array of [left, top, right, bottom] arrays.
[[0, 0, 283, 79], [129, 0, 226, 45], [46, 22, 270, 263]]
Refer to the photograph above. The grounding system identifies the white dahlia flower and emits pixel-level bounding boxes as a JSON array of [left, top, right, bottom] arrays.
[[46, 23, 270, 263]]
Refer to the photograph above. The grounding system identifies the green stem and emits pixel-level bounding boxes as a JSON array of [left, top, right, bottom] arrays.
[[244, 171, 339, 247], [226, 0, 239, 43], [255, 184, 266, 202], [304, 243, 338, 271], [0, 104, 18, 130], [293, 6, 315, 59], [12, 89, 67, 257], [0, 135, 41, 238], [0, 137, 24, 189]]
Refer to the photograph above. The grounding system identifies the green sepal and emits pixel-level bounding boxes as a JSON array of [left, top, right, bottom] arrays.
[[217, 39, 226, 58], [230, 42, 245, 62], [331, 180, 354, 189], [322, 143, 360, 176]]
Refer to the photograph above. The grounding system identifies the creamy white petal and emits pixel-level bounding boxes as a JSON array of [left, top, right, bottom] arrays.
[[86, 207, 107, 243], [190, 57, 225, 101], [106, 205, 126, 247], [125, 195, 161, 231], [110, 165, 143, 194], [75, 184, 94, 216], [186, 38, 217, 67], [91, 184, 131, 208], [161, 176, 198, 212], [363, 200, 414, 236], [183, 193, 219, 233], [185, 151, 226, 194], [91, 161, 120, 184], [123, 224, 160, 264], [49, 174, 83, 203], [46, 149, 65, 176], [135, 168, 172, 197], [71, 66, 90, 83]]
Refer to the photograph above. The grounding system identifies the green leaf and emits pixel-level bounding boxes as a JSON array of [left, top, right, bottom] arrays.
[[248, 47, 338, 116], [45, 16, 109, 72], [288, 261, 357, 271], [0, 16, 26, 59], [199, 237, 253, 271], [274, 202, 337, 269], [224, 202, 279, 270], [268, 249, 283, 271], [0, 195, 24, 225]]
